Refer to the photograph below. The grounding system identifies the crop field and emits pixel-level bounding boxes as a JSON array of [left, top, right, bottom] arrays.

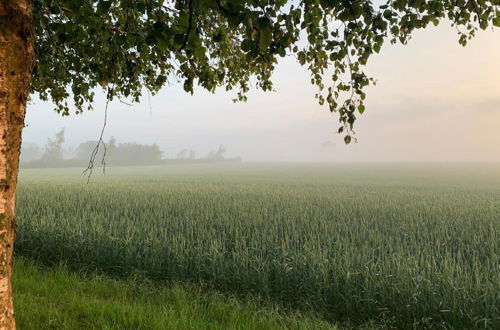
[[15, 163, 500, 329]]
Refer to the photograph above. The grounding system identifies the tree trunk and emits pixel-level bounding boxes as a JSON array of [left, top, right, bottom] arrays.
[[0, 0, 34, 329]]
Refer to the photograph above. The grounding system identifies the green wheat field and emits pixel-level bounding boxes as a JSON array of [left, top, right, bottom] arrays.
[[14, 163, 500, 329]]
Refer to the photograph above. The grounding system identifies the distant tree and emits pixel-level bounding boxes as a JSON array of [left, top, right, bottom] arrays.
[[214, 145, 227, 160], [76, 138, 162, 166], [39, 128, 65, 163], [205, 145, 227, 160], [62, 145, 76, 159], [1, 0, 499, 327], [19, 143, 42, 163], [111, 142, 163, 165], [188, 150, 196, 160], [75, 140, 102, 161], [108, 136, 117, 152]]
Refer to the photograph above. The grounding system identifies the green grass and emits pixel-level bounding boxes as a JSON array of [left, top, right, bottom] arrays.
[[15, 163, 500, 328], [14, 257, 336, 330]]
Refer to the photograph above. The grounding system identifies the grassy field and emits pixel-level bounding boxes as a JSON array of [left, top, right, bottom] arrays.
[[14, 257, 335, 329], [15, 163, 500, 329]]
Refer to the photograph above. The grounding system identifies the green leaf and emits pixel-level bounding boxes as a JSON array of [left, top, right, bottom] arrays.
[[96, 1, 112, 15], [156, 38, 169, 51], [172, 34, 185, 49], [259, 27, 272, 54], [241, 39, 253, 52], [213, 32, 224, 42], [493, 14, 500, 27]]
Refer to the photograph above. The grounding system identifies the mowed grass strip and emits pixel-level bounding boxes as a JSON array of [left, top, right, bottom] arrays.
[[15, 164, 500, 329], [14, 257, 336, 330]]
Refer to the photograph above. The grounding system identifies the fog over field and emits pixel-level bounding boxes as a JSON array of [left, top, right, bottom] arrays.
[[23, 25, 499, 162]]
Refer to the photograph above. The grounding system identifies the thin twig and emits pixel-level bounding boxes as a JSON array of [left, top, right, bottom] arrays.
[[118, 97, 133, 106], [83, 96, 110, 183], [147, 90, 153, 118]]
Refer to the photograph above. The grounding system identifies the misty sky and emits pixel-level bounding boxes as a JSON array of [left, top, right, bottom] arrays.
[[23, 24, 500, 162]]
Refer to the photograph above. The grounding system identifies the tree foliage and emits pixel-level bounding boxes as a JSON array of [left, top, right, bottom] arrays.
[[39, 128, 65, 162], [75, 138, 163, 165], [32, 0, 500, 141]]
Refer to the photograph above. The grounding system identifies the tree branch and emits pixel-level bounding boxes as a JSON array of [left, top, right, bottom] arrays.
[[178, 0, 194, 51]]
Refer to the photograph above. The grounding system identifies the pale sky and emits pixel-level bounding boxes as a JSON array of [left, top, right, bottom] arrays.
[[23, 24, 500, 162]]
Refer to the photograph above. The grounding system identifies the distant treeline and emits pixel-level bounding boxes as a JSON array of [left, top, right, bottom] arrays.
[[21, 129, 241, 168]]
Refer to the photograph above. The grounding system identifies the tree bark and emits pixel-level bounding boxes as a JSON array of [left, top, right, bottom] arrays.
[[0, 1, 33, 329]]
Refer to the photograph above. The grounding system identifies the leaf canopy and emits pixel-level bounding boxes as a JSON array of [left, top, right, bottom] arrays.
[[32, 0, 500, 139]]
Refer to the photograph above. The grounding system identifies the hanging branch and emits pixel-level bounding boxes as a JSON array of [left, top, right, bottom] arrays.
[[83, 92, 110, 183]]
